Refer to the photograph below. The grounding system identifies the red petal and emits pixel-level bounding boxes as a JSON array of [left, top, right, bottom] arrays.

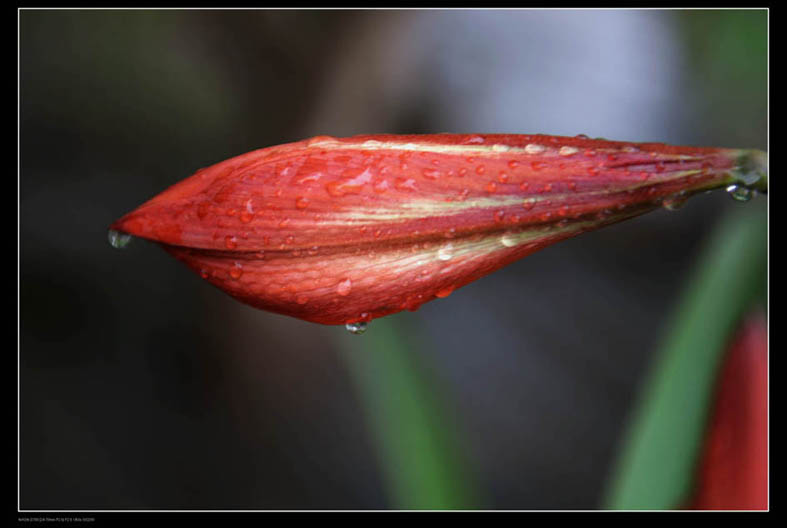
[[110, 134, 765, 325]]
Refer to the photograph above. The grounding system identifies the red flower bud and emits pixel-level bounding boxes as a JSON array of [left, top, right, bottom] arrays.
[[110, 134, 766, 326]]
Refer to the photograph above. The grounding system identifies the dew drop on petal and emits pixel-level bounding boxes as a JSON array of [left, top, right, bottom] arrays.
[[229, 262, 243, 279], [500, 232, 517, 247], [559, 146, 579, 156], [336, 278, 353, 296], [437, 243, 455, 261], [422, 168, 441, 180], [108, 229, 132, 249], [394, 177, 417, 191], [726, 184, 754, 203], [373, 179, 390, 193], [345, 321, 368, 335]]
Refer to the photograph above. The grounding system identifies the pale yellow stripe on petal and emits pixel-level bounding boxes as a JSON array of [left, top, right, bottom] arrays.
[[315, 170, 702, 224], [344, 221, 594, 278], [306, 138, 704, 161]]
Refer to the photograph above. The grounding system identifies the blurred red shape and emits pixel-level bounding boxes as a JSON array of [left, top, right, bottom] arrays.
[[687, 312, 768, 510]]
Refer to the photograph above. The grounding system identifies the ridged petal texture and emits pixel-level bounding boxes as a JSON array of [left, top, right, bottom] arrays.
[[110, 134, 765, 325]]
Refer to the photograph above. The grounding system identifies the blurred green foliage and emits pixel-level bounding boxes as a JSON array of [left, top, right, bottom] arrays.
[[676, 9, 767, 147], [340, 316, 481, 509], [604, 206, 767, 509]]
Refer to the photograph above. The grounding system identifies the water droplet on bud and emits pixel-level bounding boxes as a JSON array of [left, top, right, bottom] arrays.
[[500, 233, 517, 247], [726, 184, 754, 203], [336, 278, 353, 296], [437, 243, 455, 261], [108, 229, 132, 249], [345, 322, 368, 335], [559, 146, 579, 156]]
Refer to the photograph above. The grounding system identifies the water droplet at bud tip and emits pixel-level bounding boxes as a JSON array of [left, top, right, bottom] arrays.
[[726, 184, 754, 203], [108, 229, 132, 249]]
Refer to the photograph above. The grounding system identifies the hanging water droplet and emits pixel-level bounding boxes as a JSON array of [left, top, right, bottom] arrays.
[[345, 321, 368, 335], [726, 184, 753, 203], [108, 229, 132, 249]]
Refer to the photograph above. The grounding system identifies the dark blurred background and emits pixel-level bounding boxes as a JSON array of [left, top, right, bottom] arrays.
[[19, 9, 767, 510]]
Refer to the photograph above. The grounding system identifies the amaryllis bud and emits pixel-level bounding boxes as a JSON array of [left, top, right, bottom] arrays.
[[109, 134, 767, 327]]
